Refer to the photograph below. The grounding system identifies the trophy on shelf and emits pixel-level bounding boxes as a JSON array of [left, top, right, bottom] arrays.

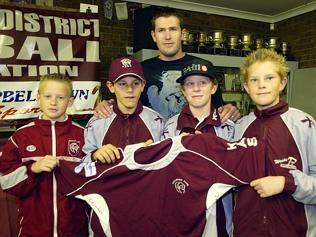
[[205, 33, 213, 54], [280, 42, 288, 56], [279, 41, 292, 59], [182, 30, 196, 53], [197, 32, 207, 53], [279, 41, 295, 60], [197, 32, 214, 54], [182, 30, 190, 45], [241, 33, 252, 56], [227, 35, 241, 56], [267, 37, 278, 51], [211, 30, 227, 55], [255, 38, 264, 50]]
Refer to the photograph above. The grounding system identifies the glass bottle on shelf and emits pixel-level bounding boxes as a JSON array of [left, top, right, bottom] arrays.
[[232, 73, 242, 91], [224, 68, 235, 91]]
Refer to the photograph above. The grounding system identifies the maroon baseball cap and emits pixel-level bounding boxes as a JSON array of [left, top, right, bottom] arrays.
[[108, 57, 145, 83]]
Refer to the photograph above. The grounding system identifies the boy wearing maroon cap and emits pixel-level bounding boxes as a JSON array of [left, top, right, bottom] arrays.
[[164, 58, 234, 237], [83, 57, 164, 164], [82, 57, 164, 234]]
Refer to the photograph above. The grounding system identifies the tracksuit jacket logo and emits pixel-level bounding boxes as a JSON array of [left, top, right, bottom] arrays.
[[26, 145, 36, 152], [274, 156, 297, 170], [68, 140, 80, 156]]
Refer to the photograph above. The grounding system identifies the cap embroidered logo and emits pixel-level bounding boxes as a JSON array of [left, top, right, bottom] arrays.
[[182, 64, 202, 74], [201, 64, 208, 72], [120, 58, 132, 68]]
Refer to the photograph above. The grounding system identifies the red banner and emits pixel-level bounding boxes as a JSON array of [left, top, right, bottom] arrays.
[[0, 5, 100, 120]]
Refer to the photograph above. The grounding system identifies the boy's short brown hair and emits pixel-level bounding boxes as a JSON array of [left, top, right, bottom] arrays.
[[241, 48, 289, 80], [39, 73, 73, 97]]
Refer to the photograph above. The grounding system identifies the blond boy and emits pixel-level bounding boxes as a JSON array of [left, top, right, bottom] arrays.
[[233, 49, 316, 237], [0, 74, 89, 237]]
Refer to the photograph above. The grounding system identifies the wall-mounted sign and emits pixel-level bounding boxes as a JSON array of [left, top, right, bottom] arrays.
[[0, 4, 101, 120]]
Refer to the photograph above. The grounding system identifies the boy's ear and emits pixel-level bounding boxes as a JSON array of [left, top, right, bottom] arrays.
[[140, 80, 146, 92], [243, 83, 249, 94], [106, 81, 115, 93], [210, 82, 218, 95], [280, 77, 288, 91], [180, 86, 185, 94], [36, 91, 42, 106], [68, 96, 74, 107]]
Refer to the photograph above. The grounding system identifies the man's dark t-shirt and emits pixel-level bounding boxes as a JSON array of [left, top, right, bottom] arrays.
[[141, 54, 224, 119]]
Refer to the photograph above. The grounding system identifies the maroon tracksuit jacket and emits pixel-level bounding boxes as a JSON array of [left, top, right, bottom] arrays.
[[0, 117, 89, 237]]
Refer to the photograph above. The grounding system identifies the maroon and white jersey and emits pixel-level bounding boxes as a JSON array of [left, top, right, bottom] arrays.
[[56, 133, 265, 237], [233, 101, 316, 237]]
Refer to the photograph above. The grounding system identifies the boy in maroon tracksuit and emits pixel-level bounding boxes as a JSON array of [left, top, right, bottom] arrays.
[[233, 49, 316, 237], [163, 58, 234, 237], [82, 57, 164, 234], [0, 74, 89, 237], [83, 57, 164, 164]]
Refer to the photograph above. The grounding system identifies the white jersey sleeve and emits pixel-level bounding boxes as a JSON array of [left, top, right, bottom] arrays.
[[286, 109, 316, 204]]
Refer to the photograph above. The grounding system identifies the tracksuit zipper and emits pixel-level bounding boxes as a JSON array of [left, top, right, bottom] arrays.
[[51, 121, 58, 237]]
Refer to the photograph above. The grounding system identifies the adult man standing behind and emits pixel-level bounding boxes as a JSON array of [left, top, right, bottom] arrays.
[[97, 8, 240, 121]]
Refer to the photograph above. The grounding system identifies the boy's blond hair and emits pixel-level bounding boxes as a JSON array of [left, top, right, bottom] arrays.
[[241, 48, 289, 81], [39, 73, 73, 97]]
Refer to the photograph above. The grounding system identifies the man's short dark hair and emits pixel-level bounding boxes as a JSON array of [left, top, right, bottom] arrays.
[[151, 7, 184, 31]]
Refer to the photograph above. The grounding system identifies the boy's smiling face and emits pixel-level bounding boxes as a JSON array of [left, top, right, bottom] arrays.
[[244, 61, 287, 110], [181, 75, 217, 110], [37, 80, 73, 122]]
